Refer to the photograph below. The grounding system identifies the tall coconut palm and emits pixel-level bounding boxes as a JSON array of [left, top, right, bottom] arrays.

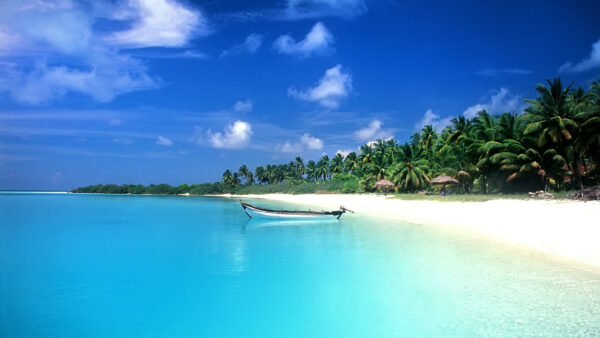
[[254, 166, 267, 184], [522, 78, 580, 187], [238, 164, 252, 185], [419, 125, 438, 162], [390, 143, 431, 192], [294, 156, 305, 179], [358, 143, 375, 167], [492, 142, 568, 190], [222, 169, 234, 186], [330, 153, 344, 174], [343, 152, 359, 173], [469, 110, 503, 193], [316, 155, 330, 181], [305, 160, 317, 181], [447, 116, 472, 144]]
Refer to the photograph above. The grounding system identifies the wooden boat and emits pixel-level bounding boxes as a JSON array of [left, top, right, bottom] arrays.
[[240, 201, 352, 220]]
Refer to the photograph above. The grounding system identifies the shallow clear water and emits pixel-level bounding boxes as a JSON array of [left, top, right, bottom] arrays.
[[1, 193, 600, 337]]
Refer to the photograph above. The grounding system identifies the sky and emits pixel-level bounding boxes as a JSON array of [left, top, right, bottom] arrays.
[[1, 0, 600, 190]]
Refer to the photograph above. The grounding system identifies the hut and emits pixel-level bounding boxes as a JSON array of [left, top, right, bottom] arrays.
[[430, 175, 459, 195], [374, 179, 395, 196]]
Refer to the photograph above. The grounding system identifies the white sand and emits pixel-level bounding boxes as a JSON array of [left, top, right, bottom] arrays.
[[224, 194, 600, 270]]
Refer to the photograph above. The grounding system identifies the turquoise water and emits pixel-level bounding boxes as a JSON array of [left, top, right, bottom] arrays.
[[1, 193, 600, 337]]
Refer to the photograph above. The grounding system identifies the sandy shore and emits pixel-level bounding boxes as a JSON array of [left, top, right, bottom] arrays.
[[223, 193, 600, 270]]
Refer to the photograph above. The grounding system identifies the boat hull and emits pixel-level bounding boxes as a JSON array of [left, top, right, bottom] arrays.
[[240, 201, 343, 220], [244, 207, 338, 220]]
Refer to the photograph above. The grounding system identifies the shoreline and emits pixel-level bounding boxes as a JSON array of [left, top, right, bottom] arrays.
[[224, 193, 600, 271]]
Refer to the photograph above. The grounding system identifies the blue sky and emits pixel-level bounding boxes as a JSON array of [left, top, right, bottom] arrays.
[[1, 0, 600, 190]]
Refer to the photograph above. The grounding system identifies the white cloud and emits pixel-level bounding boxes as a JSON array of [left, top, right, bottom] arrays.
[[300, 133, 323, 150], [277, 133, 323, 153], [354, 119, 394, 141], [208, 120, 253, 149], [463, 88, 523, 118], [559, 37, 600, 73], [283, 0, 367, 20], [288, 64, 351, 108], [156, 135, 173, 146], [221, 33, 263, 57], [0, 1, 92, 56], [0, 0, 197, 104], [336, 149, 352, 157], [278, 140, 302, 153], [274, 22, 333, 57], [105, 0, 206, 48], [0, 54, 158, 105], [416, 109, 452, 131], [233, 100, 253, 113]]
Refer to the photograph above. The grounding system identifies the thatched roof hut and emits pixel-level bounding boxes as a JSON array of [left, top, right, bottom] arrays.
[[430, 175, 459, 185], [374, 179, 394, 188], [373, 179, 394, 196]]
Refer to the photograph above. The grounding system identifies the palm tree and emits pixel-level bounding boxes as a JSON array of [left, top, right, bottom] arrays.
[[419, 125, 438, 162], [231, 172, 241, 186], [294, 156, 305, 179], [391, 143, 431, 192], [222, 170, 233, 186], [238, 164, 253, 185], [343, 152, 359, 173], [571, 83, 600, 183], [522, 78, 582, 188], [447, 116, 471, 144], [305, 160, 317, 181], [316, 155, 330, 181], [254, 166, 267, 184], [492, 142, 568, 190], [469, 110, 503, 193], [358, 143, 375, 167], [330, 153, 344, 175]]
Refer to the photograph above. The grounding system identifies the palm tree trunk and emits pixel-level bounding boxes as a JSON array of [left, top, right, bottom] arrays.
[[481, 175, 487, 194]]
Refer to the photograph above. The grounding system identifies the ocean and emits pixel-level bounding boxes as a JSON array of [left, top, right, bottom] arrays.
[[1, 192, 599, 337]]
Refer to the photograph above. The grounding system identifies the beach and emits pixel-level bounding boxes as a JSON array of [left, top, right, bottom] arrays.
[[225, 194, 600, 271]]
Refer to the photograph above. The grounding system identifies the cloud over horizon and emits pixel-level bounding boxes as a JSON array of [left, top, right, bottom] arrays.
[[354, 119, 394, 141], [278, 133, 323, 153], [416, 110, 452, 131], [208, 120, 253, 149], [463, 88, 524, 118], [288, 64, 351, 108]]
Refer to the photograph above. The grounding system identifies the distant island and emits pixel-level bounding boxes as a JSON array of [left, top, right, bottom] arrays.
[[72, 78, 600, 198]]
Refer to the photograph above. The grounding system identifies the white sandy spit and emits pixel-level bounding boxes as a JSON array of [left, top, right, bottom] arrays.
[[222, 194, 600, 270]]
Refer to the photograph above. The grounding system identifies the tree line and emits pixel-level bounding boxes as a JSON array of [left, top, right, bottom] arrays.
[[72, 77, 599, 195], [222, 78, 600, 194]]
